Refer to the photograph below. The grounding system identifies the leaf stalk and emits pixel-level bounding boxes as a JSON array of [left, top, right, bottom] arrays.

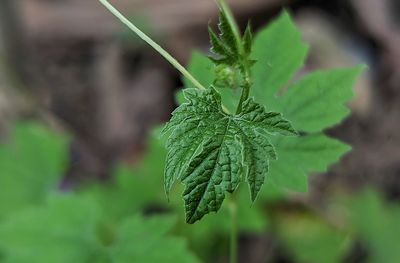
[[99, 0, 206, 91]]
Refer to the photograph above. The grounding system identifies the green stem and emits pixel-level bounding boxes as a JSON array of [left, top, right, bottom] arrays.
[[217, 0, 252, 114], [99, 0, 205, 91], [228, 195, 238, 263], [235, 71, 251, 114]]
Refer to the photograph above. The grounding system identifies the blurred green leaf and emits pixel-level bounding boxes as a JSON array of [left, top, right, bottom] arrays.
[[110, 215, 199, 263], [251, 11, 309, 106], [0, 194, 103, 263], [346, 190, 400, 263], [276, 213, 350, 263], [0, 194, 200, 263], [82, 134, 167, 221], [0, 122, 68, 218]]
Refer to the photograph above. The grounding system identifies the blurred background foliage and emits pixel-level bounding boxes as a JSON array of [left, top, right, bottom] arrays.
[[0, 0, 399, 262], [0, 123, 399, 262]]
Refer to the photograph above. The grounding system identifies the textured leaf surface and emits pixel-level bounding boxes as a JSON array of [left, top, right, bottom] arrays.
[[182, 11, 362, 198], [164, 88, 295, 223], [208, 9, 239, 65]]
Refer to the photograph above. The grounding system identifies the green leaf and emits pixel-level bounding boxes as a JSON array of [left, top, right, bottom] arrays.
[[276, 213, 350, 263], [109, 215, 200, 263], [0, 194, 200, 263], [217, 10, 239, 57], [251, 11, 309, 105], [345, 190, 400, 263], [0, 122, 68, 218], [183, 11, 363, 196], [275, 66, 365, 132], [209, 26, 234, 60], [266, 134, 351, 193], [0, 194, 102, 263], [243, 22, 253, 56], [164, 88, 295, 223]]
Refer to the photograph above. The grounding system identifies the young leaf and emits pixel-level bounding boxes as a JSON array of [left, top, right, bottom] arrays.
[[163, 88, 296, 223], [243, 22, 253, 56], [208, 25, 232, 59], [217, 10, 239, 58]]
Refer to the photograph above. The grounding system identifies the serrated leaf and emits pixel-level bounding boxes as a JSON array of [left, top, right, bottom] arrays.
[[218, 10, 238, 56], [182, 10, 363, 197], [243, 22, 253, 56], [209, 26, 234, 59], [164, 88, 295, 223]]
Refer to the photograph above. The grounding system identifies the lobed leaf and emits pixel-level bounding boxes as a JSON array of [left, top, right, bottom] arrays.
[[180, 10, 363, 208], [164, 88, 295, 223]]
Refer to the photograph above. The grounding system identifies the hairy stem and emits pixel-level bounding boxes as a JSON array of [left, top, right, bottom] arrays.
[[99, 0, 205, 91], [228, 195, 238, 263]]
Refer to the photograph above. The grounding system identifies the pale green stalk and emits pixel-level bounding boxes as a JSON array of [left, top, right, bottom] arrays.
[[99, 0, 232, 113], [99, 0, 205, 91], [228, 195, 238, 263]]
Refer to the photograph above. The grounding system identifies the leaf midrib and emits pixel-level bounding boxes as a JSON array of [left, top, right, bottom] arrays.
[[187, 116, 232, 222]]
